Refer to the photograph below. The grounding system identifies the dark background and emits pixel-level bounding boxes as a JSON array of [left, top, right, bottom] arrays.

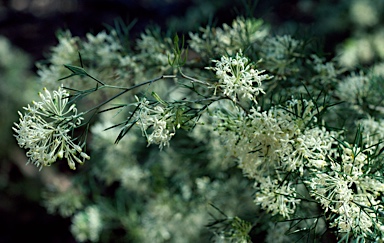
[[0, 0, 350, 66]]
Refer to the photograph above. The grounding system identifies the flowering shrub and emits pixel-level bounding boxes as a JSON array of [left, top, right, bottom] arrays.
[[12, 8, 384, 243]]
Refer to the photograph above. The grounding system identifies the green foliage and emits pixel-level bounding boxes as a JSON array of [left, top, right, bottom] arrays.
[[168, 34, 188, 68]]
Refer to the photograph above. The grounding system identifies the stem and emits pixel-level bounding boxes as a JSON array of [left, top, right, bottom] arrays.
[[82, 75, 176, 114], [88, 74, 106, 86], [179, 68, 212, 86], [178, 68, 249, 114]]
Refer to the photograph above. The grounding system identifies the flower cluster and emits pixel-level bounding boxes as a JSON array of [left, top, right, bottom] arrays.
[[189, 17, 268, 57], [13, 87, 89, 170], [336, 72, 370, 106], [306, 143, 384, 237], [358, 117, 384, 146], [134, 97, 176, 150], [37, 30, 141, 98], [254, 176, 299, 218], [310, 54, 341, 86], [82, 30, 122, 67], [260, 35, 303, 79], [214, 97, 344, 222], [136, 28, 174, 71], [36, 31, 80, 89], [70, 205, 102, 242], [207, 51, 270, 103]]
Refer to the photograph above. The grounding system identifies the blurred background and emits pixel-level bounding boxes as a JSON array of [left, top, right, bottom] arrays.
[[0, 0, 381, 242]]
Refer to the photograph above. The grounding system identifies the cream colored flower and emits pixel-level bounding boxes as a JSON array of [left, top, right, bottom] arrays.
[[13, 87, 89, 170], [207, 51, 270, 103]]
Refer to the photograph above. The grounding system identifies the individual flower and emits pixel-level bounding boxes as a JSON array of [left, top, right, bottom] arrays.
[[207, 51, 270, 103], [13, 86, 89, 170]]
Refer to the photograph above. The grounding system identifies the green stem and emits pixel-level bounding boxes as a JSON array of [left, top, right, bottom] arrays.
[[82, 75, 176, 115]]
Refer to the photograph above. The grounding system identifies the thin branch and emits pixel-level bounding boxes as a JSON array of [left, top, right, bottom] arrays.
[[82, 75, 176, 114]]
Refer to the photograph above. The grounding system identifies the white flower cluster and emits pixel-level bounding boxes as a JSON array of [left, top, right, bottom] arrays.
[[214, 95, 350, 222], [43, 186, 85, 217], [13, 87, 89, 170], [82, 30, 122, 67], [216, 99, 336, 219], [135, 97, 176, 150], [37, 31, 80, 88], [189, 17, 268, 57], [254, 177, 299, 218], [336, 72, 370, 106], [90, 115, 150, 192], [49, 31, 80, 67], [136, 28, 174, 70], [70, 205, 102, 242], [310, 54, 340, 85], [216, 80, 384, 237], [207, 51, 270, 103], [262, 35, 302, 61], [37, 30, 142, 95], [306, 144, 384, 236], [358, 117, 384, 145], [260, 35, 302, 78], [337, 27, 384, 68], [350, 0, 379, 27], [0, 36, 30, 68]]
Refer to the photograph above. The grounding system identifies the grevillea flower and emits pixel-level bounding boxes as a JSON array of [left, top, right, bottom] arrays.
[[13, 86, 89, 170], [306, 144, 384, 236], [134, 96, 176, 150], [207, 51, 270, 103]]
